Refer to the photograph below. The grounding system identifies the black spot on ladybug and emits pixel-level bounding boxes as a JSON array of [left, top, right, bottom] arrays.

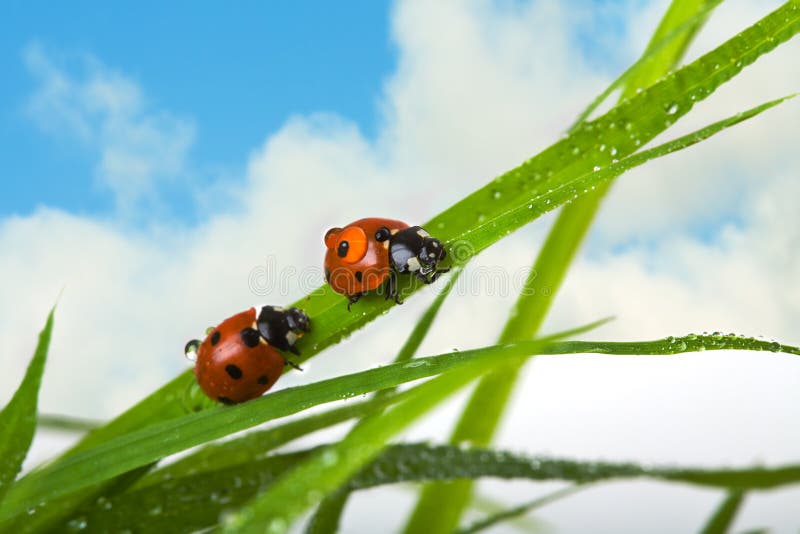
[[325, 268, 331, 283], [355, 270, 363, 282], [226, 364, 243, 379], [257, 375, 269, 385], [218, 396, 234, 405], [375, 227, 391, 242], [210, 331, 221, 346], [240, 327, 260, 348], [337, 240, 349, 258]]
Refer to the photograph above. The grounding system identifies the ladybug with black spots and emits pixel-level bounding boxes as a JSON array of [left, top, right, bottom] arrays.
[[324, 218, 449, 309], [185, 305, 310, 404]]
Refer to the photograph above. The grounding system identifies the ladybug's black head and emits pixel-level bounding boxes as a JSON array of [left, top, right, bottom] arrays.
[[418, 237, 446, 267], [285, 307, 311, 333]]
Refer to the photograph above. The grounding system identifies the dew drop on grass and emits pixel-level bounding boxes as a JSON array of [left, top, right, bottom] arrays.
[[570, 146, 581, 156], [148, 504, 163, 516], [664, 102, 679, 115], [321, 449, 339, 466], [491, 189, 502, 200], [67, 517, 88, 531]]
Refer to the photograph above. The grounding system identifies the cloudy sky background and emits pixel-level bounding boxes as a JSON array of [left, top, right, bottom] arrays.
[[2, 1, 799, 532]]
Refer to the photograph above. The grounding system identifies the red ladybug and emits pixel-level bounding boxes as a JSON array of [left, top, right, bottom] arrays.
[[324, 217, 448, 309], [185, 306, 310, 404]]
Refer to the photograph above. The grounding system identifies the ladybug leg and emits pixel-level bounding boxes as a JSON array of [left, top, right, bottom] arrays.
[[347, 293, 363, 311], [284, 358, 303, 371], [429, 267, 451, 283], [415, 271, 433, 284], [288, 344, 301, 356], [385, 271, 403, 305]]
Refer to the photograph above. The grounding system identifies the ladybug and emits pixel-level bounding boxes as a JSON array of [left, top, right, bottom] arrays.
[[185, 305, 310, 404], [324, 218, 448, 309]]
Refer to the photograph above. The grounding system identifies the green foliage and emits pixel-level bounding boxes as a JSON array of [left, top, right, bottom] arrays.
[[0, 309, 54, 505], [68, 443, 800, 533], [700, 492, 747, 534], [5, 1, 800, 532]]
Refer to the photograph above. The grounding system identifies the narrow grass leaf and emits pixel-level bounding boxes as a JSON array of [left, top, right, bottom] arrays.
[[74, 444, 800, 533], [0, 308, 54, 505], [699, 491, 746, 534], [0, 341, 545, 524], [455, 485, 584, 534]]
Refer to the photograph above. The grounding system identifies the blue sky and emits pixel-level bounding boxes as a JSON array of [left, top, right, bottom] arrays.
[[2, 1, 395, 219]]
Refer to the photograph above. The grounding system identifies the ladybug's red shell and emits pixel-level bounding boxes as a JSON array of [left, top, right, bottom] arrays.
[[324, 218, 408, 296], [194, 308, 284, 404]]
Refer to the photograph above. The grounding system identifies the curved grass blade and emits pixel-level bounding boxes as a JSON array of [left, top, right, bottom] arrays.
[[407, 92, 797, 532], [74, 444, 800, 533], [0, 341, 546, 524], [569, 0, 724, 131], [455, 485, 584, 534], [700, 491, 746, 534], [0, 308, 54, 505], [136, 389, 410, 486], [218, 350, 541, 534]]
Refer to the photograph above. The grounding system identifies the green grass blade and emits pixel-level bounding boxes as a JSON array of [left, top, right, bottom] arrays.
[[418, 3, 743, 528], [405, 92, 798, 532], [73, 444, 800, 533], [569, 0, 723, 131], [37, 414, 103, 433], [306, 266, 466, 533], [0, 341, 546, 524], [218, 364, 512, 534], [455, 485, 584, 534], [0, 308, 54, 505], [699, 491, 746, 534]]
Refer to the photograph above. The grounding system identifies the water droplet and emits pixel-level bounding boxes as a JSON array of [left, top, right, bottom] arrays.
[[609, 146, 618, 156], [26, 508, 36, 516], [321, 449, 338, 466], [491, 189, 501, 200], [148, 504, 163, 516], [664, 102, 679, 115], [96, 496, 112, 511], [599, 144, 607, 152], [404, 360, 429, 369], [593, 165, 600, 172], [477, 213, 486, 223], [67, 517, 88, 531], [184, 339, 200, 362], [571, 145, 581, 156]]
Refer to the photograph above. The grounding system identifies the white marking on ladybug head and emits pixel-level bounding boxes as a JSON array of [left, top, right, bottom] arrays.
[[416, 229, 430, 238], [285, 331, 298, 346], [407, 256, 422, 272]]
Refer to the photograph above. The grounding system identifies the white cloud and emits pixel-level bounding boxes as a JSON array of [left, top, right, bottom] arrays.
[[24, 43, 195, 214], [4, 1, 800, 532]]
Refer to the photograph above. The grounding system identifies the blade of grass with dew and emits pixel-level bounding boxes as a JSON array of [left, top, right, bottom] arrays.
[[139, 317, 610, 489], [407, 1, 736, 528], [16, 3, 800, 530], [0, 340, 552, 526], [135, 390, 410, 486], [306, 266, 466, 533], [406, 89, 797, 532], [407, 6, 800, 518], [455, 485, 585, 534], [217, 358, 536, 534], [569, 0, 724, 131], [72, 332, 800, 532], [0, 308, 54, 505], [73, 443, 800, 533], [699, 491, 746, 534]]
